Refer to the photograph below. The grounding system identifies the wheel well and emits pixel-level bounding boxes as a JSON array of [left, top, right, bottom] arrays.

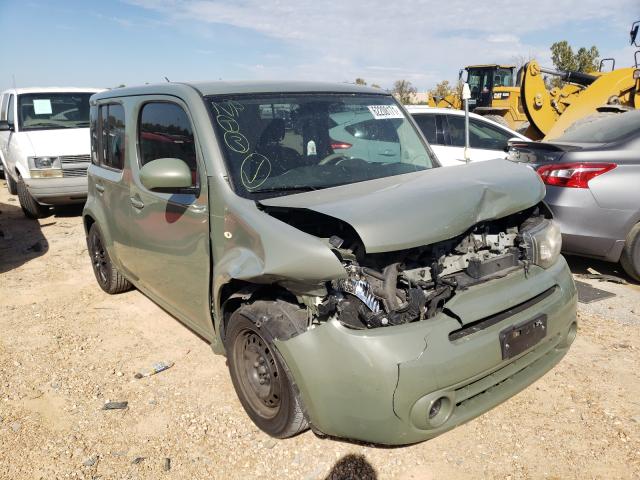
[[219, 280, 299, 341], [83, 215, 95, 236]]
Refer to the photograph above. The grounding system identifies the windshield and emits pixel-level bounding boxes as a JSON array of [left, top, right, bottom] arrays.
[[554, 110, 640, 144], [207, 93, 435, 198], [18, 92, 92, 131]]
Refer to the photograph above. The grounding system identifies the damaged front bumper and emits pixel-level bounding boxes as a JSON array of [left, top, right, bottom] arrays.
[[275, 256, 577, 445]]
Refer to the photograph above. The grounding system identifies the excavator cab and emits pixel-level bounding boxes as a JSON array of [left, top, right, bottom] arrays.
[[462, 65, 515, 109]]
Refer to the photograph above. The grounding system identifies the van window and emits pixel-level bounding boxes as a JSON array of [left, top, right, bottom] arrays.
[[17, 93, 91, 131], [0, 95, 7, 121], [138, 102, 197, 187], [7, 95, 14, 126], [99, 104, 126, 170]]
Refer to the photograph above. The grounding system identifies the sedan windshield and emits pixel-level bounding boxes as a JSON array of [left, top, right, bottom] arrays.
[[18, 93, 92, 131], [207, 93, 436, 198]]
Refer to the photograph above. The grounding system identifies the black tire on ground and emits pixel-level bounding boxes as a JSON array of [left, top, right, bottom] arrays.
[[620, 223, 640, 282], [225, 300, 309, 438], [16, 175, 49, 219], [6, 172, 18, 195], [87, 223, 133, 294], [483, 114, 510, 127]]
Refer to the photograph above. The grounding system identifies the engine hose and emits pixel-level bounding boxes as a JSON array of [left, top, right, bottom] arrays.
[[382, 263, 402, 310]]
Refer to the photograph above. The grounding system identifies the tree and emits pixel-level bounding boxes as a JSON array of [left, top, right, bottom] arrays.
[[429, 80, 457, 100], [550, 41, 600, 72], [354, 78, 367, 85], [391, 80, 417, 104]]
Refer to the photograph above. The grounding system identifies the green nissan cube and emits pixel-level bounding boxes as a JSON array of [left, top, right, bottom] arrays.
[[83, 81, 577, 445]]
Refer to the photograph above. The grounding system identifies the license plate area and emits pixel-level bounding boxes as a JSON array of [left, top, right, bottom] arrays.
[[499, 315, 547, 360]]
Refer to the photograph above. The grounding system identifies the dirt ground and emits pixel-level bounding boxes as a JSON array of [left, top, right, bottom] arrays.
[[0, 182, 639, 480]]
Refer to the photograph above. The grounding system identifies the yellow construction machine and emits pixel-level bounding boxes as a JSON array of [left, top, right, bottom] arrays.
[[431, 20, 640, 140]]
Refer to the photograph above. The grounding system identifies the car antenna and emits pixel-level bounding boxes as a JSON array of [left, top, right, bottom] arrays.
[[164, 76, 170, 82]]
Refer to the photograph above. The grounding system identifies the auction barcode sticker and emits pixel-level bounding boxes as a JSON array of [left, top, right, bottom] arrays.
[[368, 105, 404, 119]]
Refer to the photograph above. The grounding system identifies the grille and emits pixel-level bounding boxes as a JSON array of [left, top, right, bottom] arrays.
[[62, 168, 88, 178], [60, 155, 90, 178], [60, 154, 90, 164]]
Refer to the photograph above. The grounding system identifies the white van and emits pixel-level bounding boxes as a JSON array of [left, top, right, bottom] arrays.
[[0, 87, 102, 218]]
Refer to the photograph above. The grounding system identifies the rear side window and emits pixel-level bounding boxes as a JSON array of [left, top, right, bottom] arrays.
[[138, 102, 198, 187], [445, 115, 511, 150], [344, 119, 399, 143], [93, 104, 126, 170], [412, 114, 438, 144]]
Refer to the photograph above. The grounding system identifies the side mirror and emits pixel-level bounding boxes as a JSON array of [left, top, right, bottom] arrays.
[[0, 120, 13, 132], [139, 158, 192, 191]]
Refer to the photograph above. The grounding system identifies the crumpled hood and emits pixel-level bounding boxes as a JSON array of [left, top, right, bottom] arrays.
[[24, 128, 90, 157], [260, 159, 545, 253]]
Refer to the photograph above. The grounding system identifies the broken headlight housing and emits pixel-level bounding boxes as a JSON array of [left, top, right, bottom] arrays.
[[28, 156, 63, 178], [521, 219, 562, 268]]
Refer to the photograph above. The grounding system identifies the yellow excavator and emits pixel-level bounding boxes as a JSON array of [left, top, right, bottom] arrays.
[[430, 19, 640, 140]]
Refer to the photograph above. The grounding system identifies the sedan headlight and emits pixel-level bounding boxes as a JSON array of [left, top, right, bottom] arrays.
[[28, 156, 63, 178], [521, 219, 562, 268]]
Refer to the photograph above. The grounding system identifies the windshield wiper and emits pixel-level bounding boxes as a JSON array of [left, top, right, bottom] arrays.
[[249, 185, 320, 194]]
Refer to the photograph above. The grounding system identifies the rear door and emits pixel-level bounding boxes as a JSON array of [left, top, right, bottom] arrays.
[[123, 97, 210, 333], [410, 113, 456, 165], [89, 101, 131, 261], [441, 114, 513, 163]]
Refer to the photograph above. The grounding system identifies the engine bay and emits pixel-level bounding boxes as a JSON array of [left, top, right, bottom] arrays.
[[311, 207, 546, 329]]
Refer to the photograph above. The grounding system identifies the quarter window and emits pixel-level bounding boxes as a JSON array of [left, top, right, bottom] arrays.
[[0, 95, 7, 121], [138, 102, 197, 187], [7, 95, 14, 126], [97, 104, 126, 170]]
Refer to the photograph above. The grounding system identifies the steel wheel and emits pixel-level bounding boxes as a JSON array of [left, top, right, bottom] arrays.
[[232, 327, 282, 419]]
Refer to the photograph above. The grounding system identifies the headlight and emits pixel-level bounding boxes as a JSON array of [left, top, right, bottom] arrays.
[[521, 219, 562, 268], [28, 156, 63, 178]]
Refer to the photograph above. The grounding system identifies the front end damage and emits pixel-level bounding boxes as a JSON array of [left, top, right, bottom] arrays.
[[213, 162, 577, 444], [222, 202, 576, 444]]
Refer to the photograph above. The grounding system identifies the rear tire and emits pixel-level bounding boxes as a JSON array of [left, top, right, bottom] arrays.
[[225, 301, 309, 438], [88, 223, 133, 294], [6, 172, 18, 195], [620, 223, 640, 282], [17, 175, 49, 219]]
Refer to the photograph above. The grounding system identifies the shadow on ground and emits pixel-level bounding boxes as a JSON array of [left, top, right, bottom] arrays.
[[565, 254, 637, 284], [325, 454, 377, 480], [0, 198, 49, 274]]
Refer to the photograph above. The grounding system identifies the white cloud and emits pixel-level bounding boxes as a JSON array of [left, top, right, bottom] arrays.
[[127, 0, 637, 89]]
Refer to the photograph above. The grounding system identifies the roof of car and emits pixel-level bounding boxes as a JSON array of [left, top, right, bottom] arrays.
[[1, 87, 103, 95], [95, 81, 388, 99]]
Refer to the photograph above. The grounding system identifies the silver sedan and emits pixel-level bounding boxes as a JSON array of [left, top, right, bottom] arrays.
[[507, 110, 640, 280]]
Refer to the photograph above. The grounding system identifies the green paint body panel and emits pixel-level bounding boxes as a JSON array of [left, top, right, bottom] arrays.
[[276, 258, 576, 445], [83, 81, 578, 445]]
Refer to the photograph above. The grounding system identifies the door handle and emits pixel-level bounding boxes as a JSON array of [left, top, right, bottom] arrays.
[[379, 150, 396, 157], [95, 183, 105, 193], [130, 196, 144, 209]]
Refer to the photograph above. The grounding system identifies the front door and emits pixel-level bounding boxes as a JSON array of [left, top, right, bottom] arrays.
[[123, 97, 211, 334]]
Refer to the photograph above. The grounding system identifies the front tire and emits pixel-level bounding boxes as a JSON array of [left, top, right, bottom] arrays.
[[88, 223, 132, 294], [620, 223, 640, 282], [17, 175, 49, 218], [225, 301, 309, 438]]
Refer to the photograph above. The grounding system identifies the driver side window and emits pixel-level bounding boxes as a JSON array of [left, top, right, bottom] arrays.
[[138, 102, 198, 187]]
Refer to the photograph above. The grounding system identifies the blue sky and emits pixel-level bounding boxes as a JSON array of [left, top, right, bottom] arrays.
[[0, 0, 638, 92]]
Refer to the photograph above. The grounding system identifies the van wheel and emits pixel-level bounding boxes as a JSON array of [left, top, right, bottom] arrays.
[[620, 223, 640, 282], [225, 301, 309, 438], [17, 175, 49, 219], [88, 223, 132, 294], [6, 173, 17, 195]]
